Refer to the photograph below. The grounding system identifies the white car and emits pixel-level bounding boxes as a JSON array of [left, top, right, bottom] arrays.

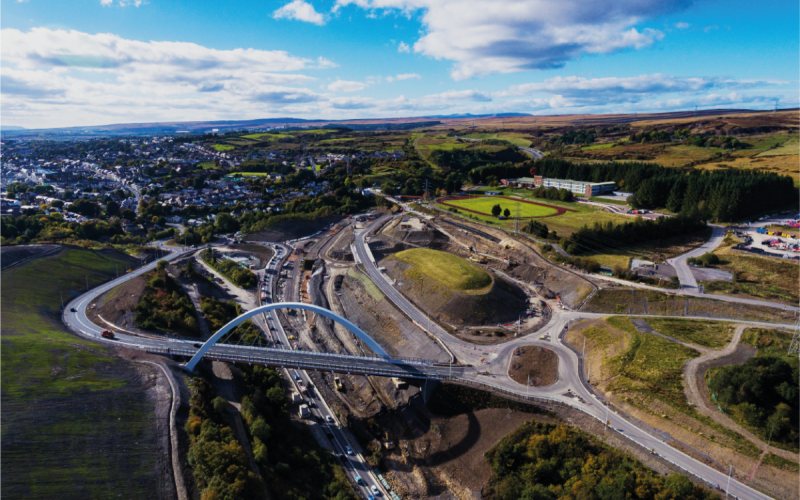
[[371, 485, 381, 495], [326, 415, 334, 423]]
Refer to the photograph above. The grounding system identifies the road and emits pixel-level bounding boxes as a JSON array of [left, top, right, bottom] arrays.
[[519, 146, 545, 159], [61, 231, 787, 499], [668, 225, 727, 291]]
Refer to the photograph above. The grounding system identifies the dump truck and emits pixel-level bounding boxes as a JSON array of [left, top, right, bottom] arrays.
[[334, 377, 343, 391]]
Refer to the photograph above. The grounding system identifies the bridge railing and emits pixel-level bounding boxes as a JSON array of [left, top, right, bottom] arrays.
[[146, 345, 450, 379]]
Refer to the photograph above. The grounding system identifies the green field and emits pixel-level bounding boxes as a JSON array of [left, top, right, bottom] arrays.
[[2, 247, 165, 497], [582, 142, 617, 150], [442, 196, 559, 217], [462, 133, 532, 147], [198, 161, 220, 170], [242, 132, 292, 140], [232, 171, 269, 177], [644, 318, 734, 348], [389, 248, 492, 294], [757, 136, 799, 157], [211, 144, 234, 152]]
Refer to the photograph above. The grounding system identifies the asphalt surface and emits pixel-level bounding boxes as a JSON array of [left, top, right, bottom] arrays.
[[61, 230, 786, 499], [668, 225, 727, 291]]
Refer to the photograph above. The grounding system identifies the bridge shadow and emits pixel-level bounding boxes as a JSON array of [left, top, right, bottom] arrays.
[[426, 411, 480, 466]]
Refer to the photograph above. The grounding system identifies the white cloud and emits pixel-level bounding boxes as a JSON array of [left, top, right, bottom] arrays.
[[0, 28, 338, 127], [498, 74, 750, 99], [335, 0, 693, 80], [674, 21, 690, 29], [273, 0, 326, 25], [398, 41, 410, 53], [327, 79, 368, 92], [430, 89, 492, 101], [386, 73, 421, 82]]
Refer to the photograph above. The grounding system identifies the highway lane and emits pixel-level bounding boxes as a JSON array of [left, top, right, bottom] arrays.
[[256, 242, 389, 498]]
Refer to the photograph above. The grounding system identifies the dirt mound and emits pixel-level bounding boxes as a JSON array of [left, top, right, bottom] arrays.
[[242, 215, 345, 243], [382, 257, 526, 326], [96, 275, 147, 328], [508, 345, 559, 387]]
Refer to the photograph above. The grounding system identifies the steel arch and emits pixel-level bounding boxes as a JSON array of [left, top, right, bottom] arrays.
[[185, 302, 389, 370]]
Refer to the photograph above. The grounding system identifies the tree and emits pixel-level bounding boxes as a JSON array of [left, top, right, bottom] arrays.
[[105, 200, 120, 216], [503, 208, 511, 217], [119, 209, 136, 221], [491, 204, 502, 217]]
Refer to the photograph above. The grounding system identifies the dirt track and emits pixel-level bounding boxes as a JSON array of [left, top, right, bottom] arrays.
[[683, 325, 800, 463]]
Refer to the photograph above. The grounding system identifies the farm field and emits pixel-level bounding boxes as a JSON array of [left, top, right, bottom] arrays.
[[1, 247, 168, 499], [211, 144, 234, 151], [462, 132, 533, 147], [241, 132, 292, 140], [440, 195, 563, 218], [757, 135, 799, 156]]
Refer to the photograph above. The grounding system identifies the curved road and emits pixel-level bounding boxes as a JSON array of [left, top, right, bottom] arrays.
[[62, 232, 786, 499]]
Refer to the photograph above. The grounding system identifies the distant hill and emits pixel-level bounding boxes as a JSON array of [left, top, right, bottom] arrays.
[[1, 125, 27, 131]]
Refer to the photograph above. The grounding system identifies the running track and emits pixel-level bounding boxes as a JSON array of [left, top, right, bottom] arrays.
[[438, 195, 578, 219]]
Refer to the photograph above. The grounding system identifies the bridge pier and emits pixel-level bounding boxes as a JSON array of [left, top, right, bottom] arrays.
[[421, 379, 439, 404]]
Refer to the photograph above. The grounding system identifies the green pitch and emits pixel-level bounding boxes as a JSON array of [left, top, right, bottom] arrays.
[[442, 196, 559, 217]]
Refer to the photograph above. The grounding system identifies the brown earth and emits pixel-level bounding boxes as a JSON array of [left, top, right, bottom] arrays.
[[508, 345, 559, 387], [95, 275, 147, 327]]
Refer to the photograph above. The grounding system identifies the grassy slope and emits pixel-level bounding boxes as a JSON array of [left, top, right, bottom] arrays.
[[1, 247, 165, 499], [388, 248, 492, 294], [574, 317, 761, 457], [705, 233, 800, 304], [644, 318, 735, 348]]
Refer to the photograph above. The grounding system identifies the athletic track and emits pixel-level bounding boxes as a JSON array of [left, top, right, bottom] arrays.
[[438, 195, 578, 219]]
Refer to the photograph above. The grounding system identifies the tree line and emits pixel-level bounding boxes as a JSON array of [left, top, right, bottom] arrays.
[[516, 158, 796, 221]]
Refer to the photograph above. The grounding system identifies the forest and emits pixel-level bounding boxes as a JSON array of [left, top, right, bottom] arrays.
[[708, 356, 798, 449], [485, 421, 720, 500], [134, 261, 199, 336], [565, 215, 708, 255]]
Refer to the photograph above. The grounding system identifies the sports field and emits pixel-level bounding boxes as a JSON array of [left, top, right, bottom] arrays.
[[439, 196, 572, 218]]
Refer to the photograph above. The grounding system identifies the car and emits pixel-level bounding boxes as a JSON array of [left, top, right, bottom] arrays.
[[70, 307, 77, 312], [293, 374, 300, 381], [368, 495, 375, 500], [371, 485, 381, 495], [345, 445, 353, 455], [193, 343, 202, 348], [326, 415, 334, 423]]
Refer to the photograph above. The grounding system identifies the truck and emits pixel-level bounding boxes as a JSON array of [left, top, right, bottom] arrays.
[[334, 377, 343, 391], [101, 329, 115, 340], [299, 404, 310, 419]]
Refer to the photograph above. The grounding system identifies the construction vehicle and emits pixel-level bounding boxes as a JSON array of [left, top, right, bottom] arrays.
[[101, 329, 115, 340], [334, 377, 343, 391], [382, 429, 396, 450]]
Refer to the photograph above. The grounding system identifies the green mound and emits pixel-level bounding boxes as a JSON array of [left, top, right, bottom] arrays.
[[390, 248, 492, 294]]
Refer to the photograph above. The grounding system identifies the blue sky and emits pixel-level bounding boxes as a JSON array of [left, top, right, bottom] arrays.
[[1, 0, 797, 128]]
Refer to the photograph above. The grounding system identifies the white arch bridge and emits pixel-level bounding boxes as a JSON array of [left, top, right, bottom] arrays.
[[170, 302, 463, 380]]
